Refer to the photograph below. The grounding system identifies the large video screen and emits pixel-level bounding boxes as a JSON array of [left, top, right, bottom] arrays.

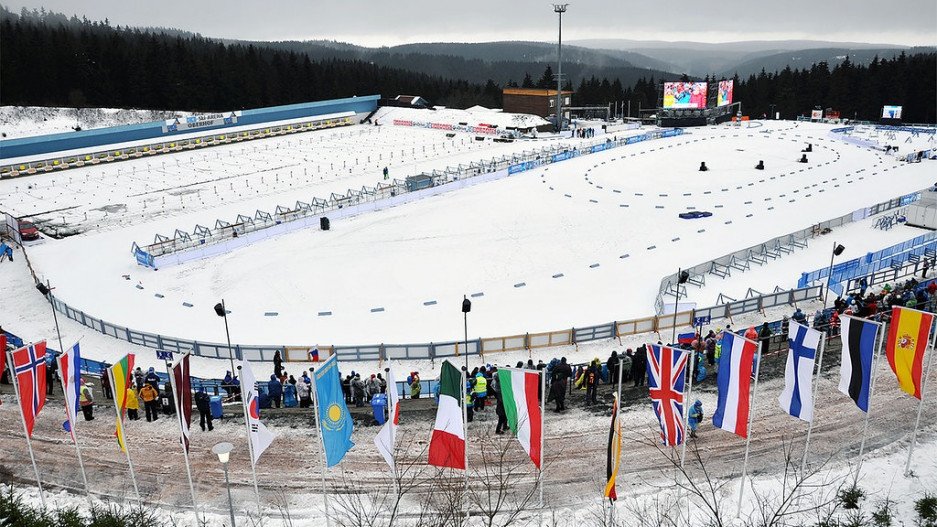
[[882, 105, 903, 119], [663, 82, 708, 109], [717, 80, 733, 106]]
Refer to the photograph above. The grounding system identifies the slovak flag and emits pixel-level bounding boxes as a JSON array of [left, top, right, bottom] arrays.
[[11, 341, 48, 437], [646, 344, 688, 446], [58, 342, 83, 440], [712, 332, 758, 438]]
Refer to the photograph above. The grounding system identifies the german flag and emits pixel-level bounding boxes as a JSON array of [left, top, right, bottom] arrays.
[[886, 306, 934, 399], [603, 394, 622, 501]]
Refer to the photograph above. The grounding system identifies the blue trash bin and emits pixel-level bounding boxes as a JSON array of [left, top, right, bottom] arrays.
[[210, 395, 223, 419], [371, 393, 387, 425]]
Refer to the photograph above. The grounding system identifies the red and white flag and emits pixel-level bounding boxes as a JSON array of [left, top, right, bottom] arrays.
[[10, 341, 48, 437], [374, 363, 400, 470], [170, 353, 193, 451], [712, 332, 758, 438], [58, 342, 82, 442]]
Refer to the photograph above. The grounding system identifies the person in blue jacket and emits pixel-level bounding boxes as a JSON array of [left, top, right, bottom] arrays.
[[688, 400, 703, 438], [267, 374, 283, 409]]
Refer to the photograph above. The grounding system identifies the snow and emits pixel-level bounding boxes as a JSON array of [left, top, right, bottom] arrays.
[[372, 105, 551, 129], [6, 121, 934, 347], [0, 106, 190, 140]]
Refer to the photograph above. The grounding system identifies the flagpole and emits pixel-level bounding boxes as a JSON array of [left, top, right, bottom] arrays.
[[857, 321, 885, 472], [461, 367, 469, 527], [680, 347, 696, 468], [7, 349, 47, 509], [903, 316, 937, 476], [736, 340, 764, 517], [237, 364, 263, 515], [801, 336, 827, 474], [108, 367, 141, 500], [539, 369, 546, 527], [310, 369, 334, 527], [56, 353, 91, 507], [167, 358, 200, 523]]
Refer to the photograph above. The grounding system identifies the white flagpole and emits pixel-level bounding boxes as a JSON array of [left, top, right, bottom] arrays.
[[801, 336, 827, 474], [461, 367, 469, 527], [108, 367, 141, 500], [167, 358, 200, 523], [309, 368, 334, 527], [56, 353, 91, 506], [680, 347, 697, 468], [736, 339, 764, 516], [237, 363, 263, 515], [857, 321, 886, 471], [904, 316, 937, 476], [7, 349, 47, 509], [539, 369, 546, 526]]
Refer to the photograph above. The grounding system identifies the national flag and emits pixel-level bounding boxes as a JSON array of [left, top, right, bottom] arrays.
[[677, 332, 696, 346], [603, 393, 622, 501], [428, 360, 466, 470], [712, 332, 758, 438], [109, 354, 134, 452], [496, 367, 543, 469], [309, 347, 320, 362], [374, 363, 400, 470], [314, 355, 354, 467], [886, 306, 934, 399], [10, 341, 48, 437], [646, 344, 688, 446], [778, 322, 821, 422], [839, 315, 880, 412], [0, 333, 7, 392], [240, 360, 274, 464], [170, 354, 193, 451], [58, 342, 82, 441]]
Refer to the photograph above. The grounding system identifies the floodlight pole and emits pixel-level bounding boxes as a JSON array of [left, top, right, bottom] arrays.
[[554, 4, 568, 133]]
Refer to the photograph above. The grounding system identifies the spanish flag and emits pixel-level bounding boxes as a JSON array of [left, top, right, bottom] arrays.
[[604, 393, 622, 501], [886, 306, 934, 399], [109, 354, 135, 452]]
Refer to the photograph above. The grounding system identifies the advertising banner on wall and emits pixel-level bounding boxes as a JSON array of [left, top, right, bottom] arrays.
[[811, 109, 823, 120], [163, 111, 242, 133], [882, 105, 903, 119], [717, 80, 733, 107], [663, 82, 708, 109]]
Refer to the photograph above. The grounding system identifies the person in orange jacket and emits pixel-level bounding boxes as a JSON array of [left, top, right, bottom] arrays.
[[140, 383, 159, 422]]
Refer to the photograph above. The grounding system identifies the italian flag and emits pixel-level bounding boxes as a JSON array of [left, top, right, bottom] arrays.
[[428, 361, 466, 470], [496, 368, 543, 469]]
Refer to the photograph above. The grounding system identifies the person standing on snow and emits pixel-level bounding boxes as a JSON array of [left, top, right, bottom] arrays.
[[688, 400, 703, 438], [140, 383, 159, 422], [267, 374, 283, 409], [585, 359, 600, 405], [550, 357, 572, 412], [79, 380, 94, 421], [126, 386, 140, 421], [195, 388, 213, 431]]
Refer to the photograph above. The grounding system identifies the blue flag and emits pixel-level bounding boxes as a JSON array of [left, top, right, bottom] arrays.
[[314, 355, 354, 467]]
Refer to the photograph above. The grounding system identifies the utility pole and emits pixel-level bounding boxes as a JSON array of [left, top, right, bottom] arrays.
[[553, 4, 568, 133]]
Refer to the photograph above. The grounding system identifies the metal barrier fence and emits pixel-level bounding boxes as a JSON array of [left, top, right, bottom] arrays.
[[40, 282, 822, 366], [134, 128, 686, 266]]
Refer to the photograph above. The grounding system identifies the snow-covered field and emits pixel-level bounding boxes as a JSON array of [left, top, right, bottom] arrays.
[[4, 119, 934, 347], [0, 106, 190, 139]]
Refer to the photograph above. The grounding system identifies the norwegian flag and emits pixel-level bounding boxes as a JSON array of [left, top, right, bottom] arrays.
[[646, 344, 688, 446], [11, 341, 48, 437]]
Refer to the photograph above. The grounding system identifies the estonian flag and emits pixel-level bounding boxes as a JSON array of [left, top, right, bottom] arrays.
[[838, 315, 881, 412]]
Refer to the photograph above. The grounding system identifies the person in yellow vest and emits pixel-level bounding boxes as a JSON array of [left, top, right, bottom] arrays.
[[125, 386, 140, 421], [140, 383, 159, 422], [473, 372, 487, 411], [79, 380, 94, 421]]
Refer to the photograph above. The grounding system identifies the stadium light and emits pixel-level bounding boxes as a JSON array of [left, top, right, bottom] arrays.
[[211, 442, 237, 527], [214, 299, 238, 383], [462, 296, 472, 371], [670, 270, 691, 345], [823, 243, 846, 306], [553, 4, 568, 133], [35, 280, 66, 358]]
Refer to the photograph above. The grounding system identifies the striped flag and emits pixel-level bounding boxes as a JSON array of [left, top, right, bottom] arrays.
[[603, 393, 622, 502], [58, 343, 82, 440], [646, 344, 688, 446], [374, 363, 400, 470], [496, 367, 543, 469], [170, 354, 193, 451], [109, 354, 135, 452], [712, 332, 758, 438], [886, 306, 934, 399], [778, 322, 821, 422], [839, 316, 880, 412], [428, 361, 465, 470], [10, 341, 48, 437]]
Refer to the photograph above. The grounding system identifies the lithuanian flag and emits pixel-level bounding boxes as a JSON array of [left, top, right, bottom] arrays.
[[886, 306, 934, 399], [109, 354, 135, 452]]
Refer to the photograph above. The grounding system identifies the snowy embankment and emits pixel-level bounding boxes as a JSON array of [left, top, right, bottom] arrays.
[[0, 105, 189, 139]]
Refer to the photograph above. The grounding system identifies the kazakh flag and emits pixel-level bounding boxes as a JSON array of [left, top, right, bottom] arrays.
[[109, 354, 135, 452], [314, 355, 354, 467]]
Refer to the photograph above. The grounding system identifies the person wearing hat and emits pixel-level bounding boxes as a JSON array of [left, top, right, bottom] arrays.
[[473, 372, 488, 411], [140, 383, 159, 422], [688, 400, 704, 438]]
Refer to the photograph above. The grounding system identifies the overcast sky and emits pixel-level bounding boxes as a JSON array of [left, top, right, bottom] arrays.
[[5, 0, 936, 47]]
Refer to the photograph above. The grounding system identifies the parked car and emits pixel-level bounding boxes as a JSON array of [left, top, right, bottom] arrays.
[[17, 219, 39, 241]]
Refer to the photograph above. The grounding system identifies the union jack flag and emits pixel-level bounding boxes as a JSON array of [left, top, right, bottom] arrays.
[[646, 344, 688, 446], [11, 341, 48, 437]]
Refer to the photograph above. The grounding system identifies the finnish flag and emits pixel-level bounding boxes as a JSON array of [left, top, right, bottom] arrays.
[[778, 322, 821, 422]]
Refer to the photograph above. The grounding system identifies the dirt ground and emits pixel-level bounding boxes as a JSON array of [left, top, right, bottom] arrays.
[[1, 337, 935, 522]]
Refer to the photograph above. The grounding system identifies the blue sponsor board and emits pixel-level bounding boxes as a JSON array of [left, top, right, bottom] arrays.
[[134, 247, 155, 268], [661, 128, 683, 138], [590, 143, 609, 153], [551, 151, 574, 163], [508, 160, 541, 174], [625, 134, 649, 145]]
